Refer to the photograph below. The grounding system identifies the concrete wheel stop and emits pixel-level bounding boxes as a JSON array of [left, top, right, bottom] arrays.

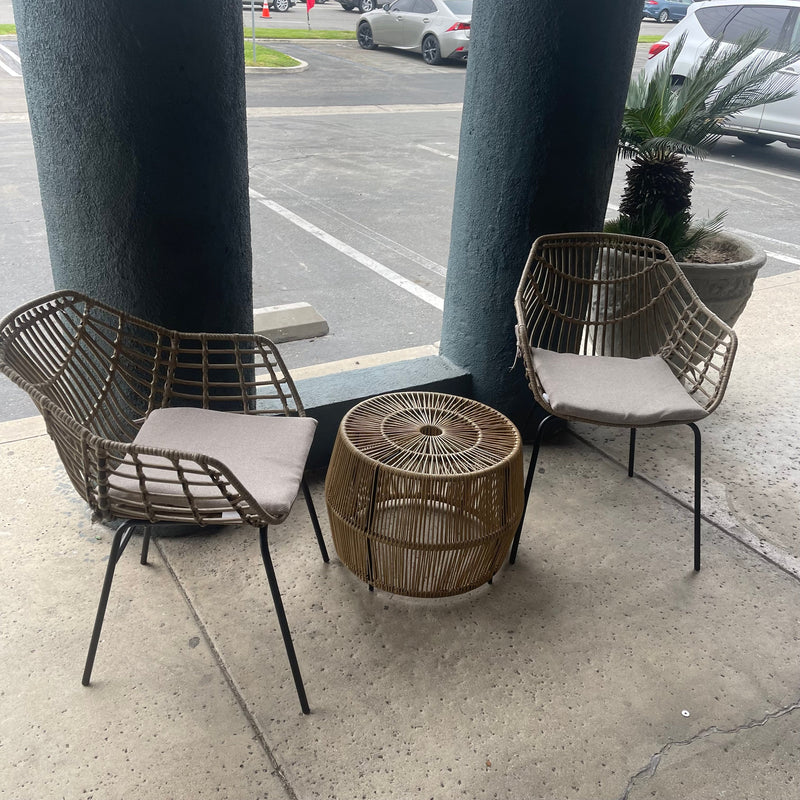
[[253, 302, 328, 343]]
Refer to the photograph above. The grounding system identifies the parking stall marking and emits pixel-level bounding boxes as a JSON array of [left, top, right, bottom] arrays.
[[247, 103, 463, 119], [764, 251, 800, 267], [727, 228, 800, 253], [607, 203, 800, 268], [249, 188, 445, 311], [248, 167, 447, 278], [0, 44, 22, 78], [707, 157, 800, 185], [417, 144, 458, 161]]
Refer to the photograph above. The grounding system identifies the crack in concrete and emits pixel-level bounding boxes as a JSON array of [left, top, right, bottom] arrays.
[[617, 697, 800, 800]]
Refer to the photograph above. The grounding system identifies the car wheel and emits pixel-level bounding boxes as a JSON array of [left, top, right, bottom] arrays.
[[658, 9, 670, 23], [340, 2, 354, 9], [358, 0, 376, 10], [357, 21, 378, 50], [274, 0, 291, 10], [737, 134, 776, 146], [421, 34, 442, 65]]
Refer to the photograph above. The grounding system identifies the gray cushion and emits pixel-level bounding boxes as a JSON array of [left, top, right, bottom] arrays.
[[531, 349, 708, 426], [110, 407, 316, 522]]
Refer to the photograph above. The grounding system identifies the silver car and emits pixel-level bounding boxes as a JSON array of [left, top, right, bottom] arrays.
[[645, 0, 800, 148], [356, 0, 472, 65]]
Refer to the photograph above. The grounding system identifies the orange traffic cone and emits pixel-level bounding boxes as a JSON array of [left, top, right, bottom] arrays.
[[261, 3, 270, 17]]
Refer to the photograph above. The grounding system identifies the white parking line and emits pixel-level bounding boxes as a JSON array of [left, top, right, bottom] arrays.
[[0, 43, 21, 64], [0, 44, 22, 77], [605, 204, 800, 268], [249, 168, 447, 277], [727, 227, 800, 252], [707, 157, 800, 184], [417, 144, 458, 161], [249, 189, 445, 311], [247, 102, 462, 119], [765, 251, 800, 267]]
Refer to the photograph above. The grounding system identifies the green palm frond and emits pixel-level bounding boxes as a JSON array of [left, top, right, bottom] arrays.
[[604, 208, 726, 262], [623, 30, 800, 159], [617, 27, 800, 255]]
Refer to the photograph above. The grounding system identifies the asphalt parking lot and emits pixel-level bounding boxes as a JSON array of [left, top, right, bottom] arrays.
[[1, 14, 799, 422]]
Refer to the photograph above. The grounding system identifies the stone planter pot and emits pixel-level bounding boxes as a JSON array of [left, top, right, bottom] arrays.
[[678, 231, 767, 327]]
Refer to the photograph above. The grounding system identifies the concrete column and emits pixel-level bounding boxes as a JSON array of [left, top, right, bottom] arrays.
[[11, 0, 253, 334], [440, 0, 642, 425]]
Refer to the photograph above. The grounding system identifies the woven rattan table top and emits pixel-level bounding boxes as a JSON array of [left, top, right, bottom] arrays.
[[338, 391, 521, 476]]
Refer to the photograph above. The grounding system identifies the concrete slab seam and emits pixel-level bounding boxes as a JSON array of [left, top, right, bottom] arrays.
[[617, 696, 800, 800], [570, 431, 800, 584], [151, 536, 300, 800], [0, 431, 49, 446]]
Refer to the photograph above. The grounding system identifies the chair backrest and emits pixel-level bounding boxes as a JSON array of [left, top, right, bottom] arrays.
[[515, 233, 737, 414], [0, 291, 305, 437], [1, 292, 164, 442], [0, 291, 306, 522]]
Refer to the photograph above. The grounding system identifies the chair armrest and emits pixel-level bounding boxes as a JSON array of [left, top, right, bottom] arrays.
[[94, 436, 275, 527], [659, 299, 738, 415]]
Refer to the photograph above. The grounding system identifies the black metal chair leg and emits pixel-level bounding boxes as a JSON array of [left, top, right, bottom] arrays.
[[259, 526, 310, 715], [628, 427, 637, 477], [509, 414, 553, 565], [301, 478, 329, 563], [82, 519, 137, 686], [140, 525, 152, 565], [688, 423, 702, 572]]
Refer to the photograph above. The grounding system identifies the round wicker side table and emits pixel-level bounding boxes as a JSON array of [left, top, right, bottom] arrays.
[[325, 392, 524, 597]]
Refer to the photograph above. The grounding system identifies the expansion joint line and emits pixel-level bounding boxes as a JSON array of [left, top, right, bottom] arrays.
[[153, 537, 300, 800], [617, 697, 800, 800], [570, 431, 800, 584]]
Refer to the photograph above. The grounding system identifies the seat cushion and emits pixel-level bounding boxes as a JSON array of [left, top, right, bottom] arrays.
[[531, 349, 708, 426], [109, 407, 317, 523]]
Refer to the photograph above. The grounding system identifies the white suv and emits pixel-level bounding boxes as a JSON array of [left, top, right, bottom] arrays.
[[645, 0, 800, 148]]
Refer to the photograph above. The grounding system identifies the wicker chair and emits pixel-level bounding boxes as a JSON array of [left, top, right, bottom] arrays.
[[0, 290, 329, 714], [512, 233, 738, 571]]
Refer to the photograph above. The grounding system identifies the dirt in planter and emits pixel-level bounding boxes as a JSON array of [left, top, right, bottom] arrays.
[[685, 239, 745, 264]]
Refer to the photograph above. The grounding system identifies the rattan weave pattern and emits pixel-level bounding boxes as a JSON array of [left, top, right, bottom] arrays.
[[325, 392, 523, 597], [0, 290, 309, 527], [514, 233, 737, 425]]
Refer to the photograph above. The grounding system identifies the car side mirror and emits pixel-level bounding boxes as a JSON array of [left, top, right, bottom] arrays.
[[383, 3, 390, 10]]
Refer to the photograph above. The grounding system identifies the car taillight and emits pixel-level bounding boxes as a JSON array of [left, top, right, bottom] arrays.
[[446, 22, 470, 31], [648, 41, 670, 59], [646, 1, 658, 4]]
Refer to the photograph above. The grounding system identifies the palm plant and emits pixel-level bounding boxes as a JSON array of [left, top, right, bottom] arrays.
[[607, 30, 800, 260]]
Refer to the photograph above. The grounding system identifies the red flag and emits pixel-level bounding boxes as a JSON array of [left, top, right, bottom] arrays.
[[307, 0, 315, 9]]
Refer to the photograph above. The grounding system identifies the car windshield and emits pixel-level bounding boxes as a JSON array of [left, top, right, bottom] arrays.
[[444, 0, 472, 15]]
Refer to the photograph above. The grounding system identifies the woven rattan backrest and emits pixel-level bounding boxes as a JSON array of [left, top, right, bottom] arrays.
[[0, 291, 305, 443], [515, 233, 737, 414], [0, 291, 308, 524]]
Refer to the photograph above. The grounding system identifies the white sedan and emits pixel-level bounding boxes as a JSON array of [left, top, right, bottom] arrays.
[[356, 0, 472, 65]]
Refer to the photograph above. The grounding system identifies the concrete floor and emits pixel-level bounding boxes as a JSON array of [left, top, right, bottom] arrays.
[[1, 268, 799, 800]]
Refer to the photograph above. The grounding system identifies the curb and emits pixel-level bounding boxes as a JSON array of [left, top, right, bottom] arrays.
[[245, 56, 309, 73]]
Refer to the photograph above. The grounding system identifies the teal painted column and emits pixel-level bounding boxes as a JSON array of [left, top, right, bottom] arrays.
[[11, 0, 253, 334], [440, 0, 642, 425]]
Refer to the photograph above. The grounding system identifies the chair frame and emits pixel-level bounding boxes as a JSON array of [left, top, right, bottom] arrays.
[[512, 233, 737, 571], [0, 290, 328, 714]]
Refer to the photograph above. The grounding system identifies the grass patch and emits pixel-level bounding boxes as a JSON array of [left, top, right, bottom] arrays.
[[638, 34, 662, 43], [0, 23, 17, 35], [243, 27, 355, 40], [244, 41, 300, 67]]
